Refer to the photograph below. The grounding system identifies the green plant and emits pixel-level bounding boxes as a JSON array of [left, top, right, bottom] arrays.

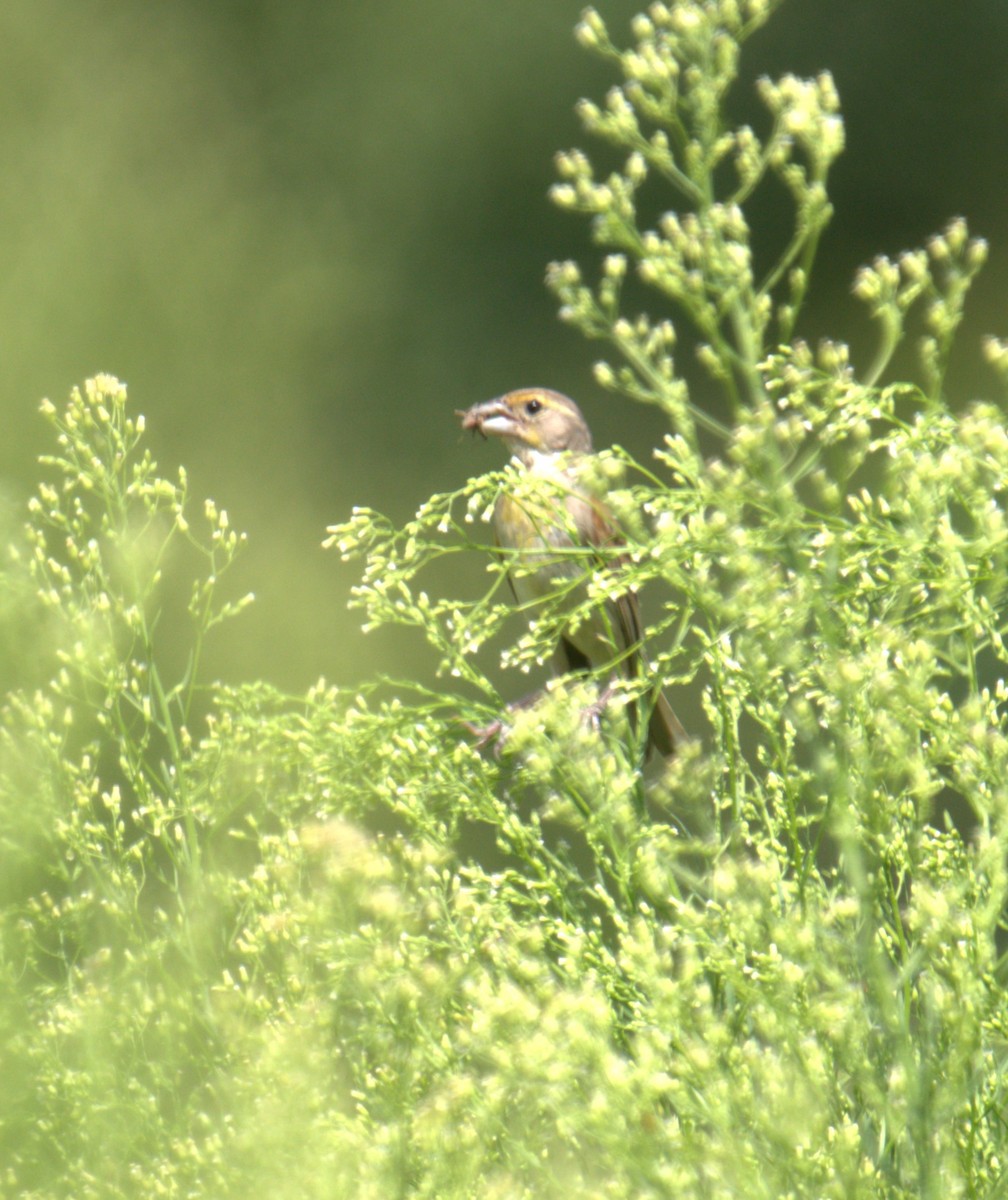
[[3, 3, 1008, 1197], [329, 2, 1008, 1194]]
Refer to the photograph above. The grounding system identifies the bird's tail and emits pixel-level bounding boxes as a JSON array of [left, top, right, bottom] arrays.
[[646, 688, 691, 758]]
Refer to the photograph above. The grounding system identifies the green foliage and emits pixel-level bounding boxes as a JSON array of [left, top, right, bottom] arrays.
[[549, 0, 843, 426], [3, 3, 1008, 1197]]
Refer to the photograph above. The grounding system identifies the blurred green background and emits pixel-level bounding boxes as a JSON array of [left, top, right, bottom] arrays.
[[1, 0, 1006, 693]]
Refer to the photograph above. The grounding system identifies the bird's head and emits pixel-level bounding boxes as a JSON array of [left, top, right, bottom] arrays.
[[456, 388, 592, 464]]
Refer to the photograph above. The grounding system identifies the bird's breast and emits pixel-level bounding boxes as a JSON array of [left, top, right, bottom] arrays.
[[492, 468, 589, 605]]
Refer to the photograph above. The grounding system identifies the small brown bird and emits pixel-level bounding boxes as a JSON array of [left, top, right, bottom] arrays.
[[457, 386, 688, 757]]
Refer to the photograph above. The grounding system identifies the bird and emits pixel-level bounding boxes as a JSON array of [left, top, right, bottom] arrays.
[[456, 386, 688, 758]]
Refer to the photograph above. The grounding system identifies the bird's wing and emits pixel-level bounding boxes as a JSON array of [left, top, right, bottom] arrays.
[[567, 486, 643, 657]]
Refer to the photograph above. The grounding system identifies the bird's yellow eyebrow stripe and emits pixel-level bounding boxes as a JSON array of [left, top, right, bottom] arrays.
[[507, 391, 562, 412]]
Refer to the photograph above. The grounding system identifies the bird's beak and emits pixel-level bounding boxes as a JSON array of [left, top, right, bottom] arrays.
[[455, 399, 519, 440]]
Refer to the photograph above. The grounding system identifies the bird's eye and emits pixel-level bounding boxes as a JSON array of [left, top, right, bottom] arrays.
[[524, 398, 542, 415]]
